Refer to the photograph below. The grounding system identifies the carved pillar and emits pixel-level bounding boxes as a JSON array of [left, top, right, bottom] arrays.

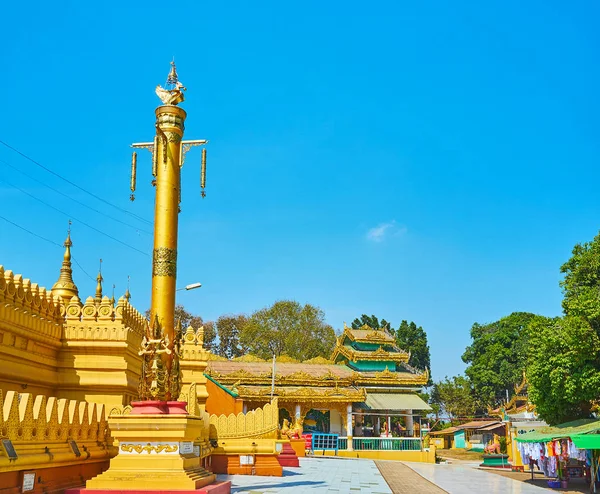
[[405, 409, 414, 436], [180, 326, 210, 411], [346, 403, 353, 451]]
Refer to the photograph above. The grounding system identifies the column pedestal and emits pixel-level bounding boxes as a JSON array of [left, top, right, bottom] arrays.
[[83, 405, 217, 491]]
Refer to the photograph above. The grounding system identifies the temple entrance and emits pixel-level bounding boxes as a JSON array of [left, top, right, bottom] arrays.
[[303, 409, 330, 433]]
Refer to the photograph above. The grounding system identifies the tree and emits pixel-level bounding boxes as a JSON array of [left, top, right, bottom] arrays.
[[461, 312, 537, 408], [215, 314, 247, 359], [396, 320, 432, 384], [431, 376, 478, 419], [526, 315, 600, 425], [351, 314, 391, 331], [239, 300, 336, 361], [144, 304, 216, 350], [560, 232, 600, 334]]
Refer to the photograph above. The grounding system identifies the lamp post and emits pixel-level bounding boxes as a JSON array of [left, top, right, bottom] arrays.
[[176, 282, 202, 292]]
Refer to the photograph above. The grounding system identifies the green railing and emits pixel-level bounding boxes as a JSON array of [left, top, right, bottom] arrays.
[[350, 437, 423, 451], [337, 437, 348, 450]]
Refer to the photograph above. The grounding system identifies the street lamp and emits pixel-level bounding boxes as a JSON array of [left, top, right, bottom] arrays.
[[176, 282, 202, 292]]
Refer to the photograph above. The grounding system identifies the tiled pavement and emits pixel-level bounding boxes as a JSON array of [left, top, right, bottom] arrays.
[[217, 457, 554, 493], [404, 461, 550, 493], [217, 457, 392, 493]]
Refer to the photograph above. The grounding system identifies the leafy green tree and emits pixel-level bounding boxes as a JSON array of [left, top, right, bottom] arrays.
[[351, 314, 391, 331], [144, 304, 216, 350], [396, 320, 432, 384], [239, 300, 336, 361], [526, 315, 600, 425], [461, 312, 537, 408], [215, 314, 247, 359], [560, 232, 600, 334], [431, 376, 478, 419]]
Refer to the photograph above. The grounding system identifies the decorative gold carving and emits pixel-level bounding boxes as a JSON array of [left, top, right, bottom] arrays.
[[0, 390, 108, 443], [63, 295, 147, 339], [235, 386, 366, 404], [152, 247, 177, 277], [109, 405, 132, 417], [206, 360, 428, 387], [167, 132, 182, 143], [120, 443, 178, 454], [208, 399, 279, 440], [340, 323, 397, 344], [155, 62, 186, 106], [0, 265, 62, 326], [331, 344, 409, 364]]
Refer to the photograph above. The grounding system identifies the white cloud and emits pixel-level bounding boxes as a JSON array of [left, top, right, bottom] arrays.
[[366, 221, 406, 242]]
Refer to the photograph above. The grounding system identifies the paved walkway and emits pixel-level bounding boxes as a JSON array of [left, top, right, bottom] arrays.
[[217, 457, 392, 493], [217, 457, 555, 494], [375, 460, 447, 493], [404, 461, 550, 493]]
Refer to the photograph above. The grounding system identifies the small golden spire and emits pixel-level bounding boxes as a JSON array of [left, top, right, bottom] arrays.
[[124, 275, 131, 301], [167, 60, 178, 85], [111, 283, 116, 306], [95, 259, 103, 305], [51, 221, 79, 304]]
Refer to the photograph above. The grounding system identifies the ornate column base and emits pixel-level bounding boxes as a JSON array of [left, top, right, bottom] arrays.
[[83, 412, 218, 491]]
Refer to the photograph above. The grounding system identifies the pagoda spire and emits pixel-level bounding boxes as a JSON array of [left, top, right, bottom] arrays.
[[95, 259, 103, 305], [51, 222, 79, 304], [124, 275, 131, 301]]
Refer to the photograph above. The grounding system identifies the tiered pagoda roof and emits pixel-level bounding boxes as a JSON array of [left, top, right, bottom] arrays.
[[204, 323, 428, 407], [331, 323, 413, 372]]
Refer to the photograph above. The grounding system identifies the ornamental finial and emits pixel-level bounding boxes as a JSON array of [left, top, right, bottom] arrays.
[[95, 259, 103, 305], [155, 61, 186, 105], [51, 222, 79, 304]]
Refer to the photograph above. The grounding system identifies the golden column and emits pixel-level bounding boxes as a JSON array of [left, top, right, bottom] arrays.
[[85, 62, 217, 492], [130, 62, 208, 404], [150, 104, 186, 361]]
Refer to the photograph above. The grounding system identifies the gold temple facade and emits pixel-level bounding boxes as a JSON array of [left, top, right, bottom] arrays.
[[0, 61, 437, 492], [0, 241, 145, 407]]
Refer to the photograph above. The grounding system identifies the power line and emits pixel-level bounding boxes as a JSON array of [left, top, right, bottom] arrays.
[[0, 178, 150, 257], [0, 158, 152, 235], [0, 214, 63, 248], [0, 139, 152, 226], [72, 256, 98, 283]]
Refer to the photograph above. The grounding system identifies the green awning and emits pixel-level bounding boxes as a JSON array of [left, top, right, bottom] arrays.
[[516, 419, 600, 443], [572, 434, 600, 449], [364, 392, 431, 411]]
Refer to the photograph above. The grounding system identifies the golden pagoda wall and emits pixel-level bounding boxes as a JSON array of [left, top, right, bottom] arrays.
[[0, 267, 63, 397], [0, 264, 145, 408], [0, 389, 115, 492], [58, 294, 145, 406]]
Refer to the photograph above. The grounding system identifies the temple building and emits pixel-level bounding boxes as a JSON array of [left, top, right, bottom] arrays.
[[204, 323, 431, 438], [0, 235, 431, 424], [0, 234, 435, 491]]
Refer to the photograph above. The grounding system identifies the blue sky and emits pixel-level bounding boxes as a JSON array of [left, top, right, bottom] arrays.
[[1, 1, 598, 381]]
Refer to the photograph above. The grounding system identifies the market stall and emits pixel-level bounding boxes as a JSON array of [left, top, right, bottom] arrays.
[[516, 419, 600, 491]]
